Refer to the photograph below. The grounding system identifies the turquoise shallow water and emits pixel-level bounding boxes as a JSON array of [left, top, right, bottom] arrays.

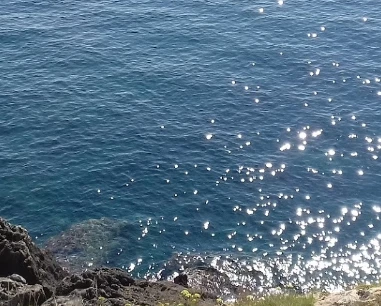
[[2, 0, 381, 293]]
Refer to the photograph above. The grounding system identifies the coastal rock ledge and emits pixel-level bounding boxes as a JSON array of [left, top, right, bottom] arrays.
[[2, 217, 381, 306], [0, 218, 216, 306]]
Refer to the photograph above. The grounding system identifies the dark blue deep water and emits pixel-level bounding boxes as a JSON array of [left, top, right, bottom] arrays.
[[2, 0, 381, 294]]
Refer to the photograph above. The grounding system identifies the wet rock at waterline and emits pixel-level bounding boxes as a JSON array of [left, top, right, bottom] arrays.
[[157, 253, 304, 297], [158, 254, 252, 297], [174, 267, 238, 296]]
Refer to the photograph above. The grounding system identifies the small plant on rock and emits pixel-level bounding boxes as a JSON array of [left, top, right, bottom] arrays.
[[98, 296, 107, 306], [180, 289, 202, 306]]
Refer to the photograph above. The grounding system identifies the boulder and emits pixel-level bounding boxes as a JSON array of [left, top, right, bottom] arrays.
[[173, 274, 188, 287]]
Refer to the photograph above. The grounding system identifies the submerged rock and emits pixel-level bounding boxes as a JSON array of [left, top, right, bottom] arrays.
[[45, 218, 129, 272]]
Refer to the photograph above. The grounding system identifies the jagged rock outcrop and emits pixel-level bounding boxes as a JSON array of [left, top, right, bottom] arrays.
[[56, 268, 135, 299], [0, 218, 216, 306], [0, 218, 67, 290], [47, 267, 214, 306]]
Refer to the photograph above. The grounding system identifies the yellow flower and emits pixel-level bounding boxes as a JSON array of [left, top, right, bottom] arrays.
[[216, 298, 223, 305], [193, 293, 201, 299], [181, 289, 192, 298]]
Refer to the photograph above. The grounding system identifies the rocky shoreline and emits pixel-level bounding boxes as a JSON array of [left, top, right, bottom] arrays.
[[2, 217, 381, 306], [0, 217, 218, 306]]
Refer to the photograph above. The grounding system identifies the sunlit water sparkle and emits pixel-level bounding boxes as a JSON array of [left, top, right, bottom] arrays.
[[1, 0, 381, 296]]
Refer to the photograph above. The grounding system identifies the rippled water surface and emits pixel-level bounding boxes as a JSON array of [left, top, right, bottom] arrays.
[[2, 0, 381, 294]]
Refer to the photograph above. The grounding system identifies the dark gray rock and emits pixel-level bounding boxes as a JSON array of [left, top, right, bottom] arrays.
[[53, 268, 216, 306], [56, 267, 135, 297], [173, 274, 188, 287], [0, 218, 67, 289]]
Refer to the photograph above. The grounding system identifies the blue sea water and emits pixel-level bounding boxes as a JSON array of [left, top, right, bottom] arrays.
[[2, 0, 381, 294]]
